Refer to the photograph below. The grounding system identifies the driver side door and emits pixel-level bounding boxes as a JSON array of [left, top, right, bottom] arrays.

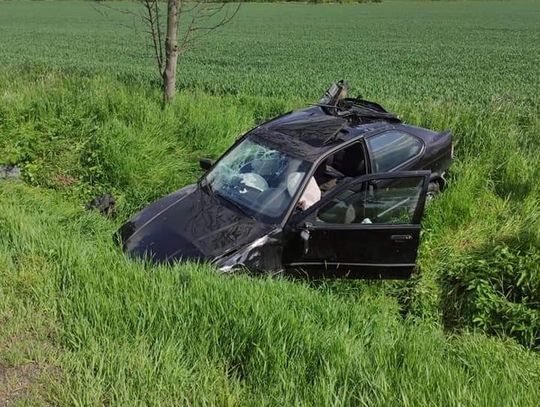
[[282, 171, 430, 279]]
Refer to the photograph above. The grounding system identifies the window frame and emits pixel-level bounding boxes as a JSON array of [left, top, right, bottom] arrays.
[[281, 138, 370, 227], [365, 129, 425, 174], [315, 175, 426, 226], [287, 171, 431, 229]]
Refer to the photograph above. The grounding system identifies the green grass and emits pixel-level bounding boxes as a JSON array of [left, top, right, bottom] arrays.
[[1, 1, 538, 104], [1, 0, 540, 404], [2, 180, 540, 405]]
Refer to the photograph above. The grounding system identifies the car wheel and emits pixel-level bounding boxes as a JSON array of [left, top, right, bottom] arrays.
[[427, 181, 441, 201]]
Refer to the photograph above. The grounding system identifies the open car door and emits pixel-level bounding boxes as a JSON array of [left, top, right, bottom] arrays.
[[282, 171, 430, 279]]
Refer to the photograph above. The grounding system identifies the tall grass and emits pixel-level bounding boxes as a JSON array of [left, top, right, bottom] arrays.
[[1, 0, 539, 403], [1, 68, 539, 404], [2, 181, 540, 405], [2, 67, 539, 349]]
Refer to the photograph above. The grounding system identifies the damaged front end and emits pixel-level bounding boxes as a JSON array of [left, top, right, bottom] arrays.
[[212, 229, 284, 273], [117, 181, 286, 272]]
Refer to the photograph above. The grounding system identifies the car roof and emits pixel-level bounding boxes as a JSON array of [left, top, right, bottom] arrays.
[[250, 105, 392, 161]]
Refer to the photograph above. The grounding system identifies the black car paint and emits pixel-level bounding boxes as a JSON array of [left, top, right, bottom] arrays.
[[282, 171, 431, 279], [118, 102, 452, 278], [119, 184, 276, 264]]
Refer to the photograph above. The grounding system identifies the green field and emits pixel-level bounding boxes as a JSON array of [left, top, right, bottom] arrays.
[[1, 1, 540, 405], [2, 0, 538, 103]]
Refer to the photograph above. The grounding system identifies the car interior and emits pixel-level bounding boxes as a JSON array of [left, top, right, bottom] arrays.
[[290, 141, 368, 217], [298, 141, 423, 225], [316, 177, 422, 225], [313, 142, 367, 195]]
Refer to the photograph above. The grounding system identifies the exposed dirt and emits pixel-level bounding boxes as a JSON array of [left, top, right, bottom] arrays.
[[53, 174, 77, 187], [0, 329, 58, 407], [0, 362, 39, 407]]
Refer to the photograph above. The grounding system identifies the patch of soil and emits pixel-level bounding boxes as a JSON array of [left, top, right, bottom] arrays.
[[53, 174, 77, 187], [0, 362, 39, 407]]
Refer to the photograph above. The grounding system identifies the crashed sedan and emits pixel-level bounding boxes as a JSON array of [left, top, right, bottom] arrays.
[[118, 82, 453, 278]]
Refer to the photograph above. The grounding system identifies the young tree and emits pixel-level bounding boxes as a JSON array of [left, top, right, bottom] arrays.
[[163, 0, 179, 102], [98, 1, 240, 103]]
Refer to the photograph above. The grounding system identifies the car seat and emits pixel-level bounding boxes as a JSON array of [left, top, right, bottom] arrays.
[[331, 144, 366, 177], [317, 201, 356, 224]]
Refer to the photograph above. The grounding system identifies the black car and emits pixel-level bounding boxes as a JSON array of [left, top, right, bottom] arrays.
[[118, 82, 453, 279]]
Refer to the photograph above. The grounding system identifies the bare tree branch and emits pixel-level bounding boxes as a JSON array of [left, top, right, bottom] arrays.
[[142, 0, 164, 75], [93, 1, 141, 20], [93, 0, 241, 103], [181, 2, 241, 50], [153, 0, 164, 75]]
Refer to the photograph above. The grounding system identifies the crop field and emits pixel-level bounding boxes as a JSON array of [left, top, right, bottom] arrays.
[[2, 1, 539, 103], [1, 0, 540, 405]]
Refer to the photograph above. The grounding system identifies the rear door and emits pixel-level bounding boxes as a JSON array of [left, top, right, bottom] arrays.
[[282, 171, 430, 279]]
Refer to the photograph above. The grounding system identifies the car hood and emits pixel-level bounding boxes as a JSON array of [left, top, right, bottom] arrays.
[[118, 184, 273, 263]]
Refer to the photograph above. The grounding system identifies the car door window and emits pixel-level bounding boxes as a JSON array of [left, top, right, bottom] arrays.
[[367, 131, 423, 172], [316, 176, 425, 225]]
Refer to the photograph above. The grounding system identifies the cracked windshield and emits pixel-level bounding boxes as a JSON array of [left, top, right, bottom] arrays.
[[205, 137, 311, 222]]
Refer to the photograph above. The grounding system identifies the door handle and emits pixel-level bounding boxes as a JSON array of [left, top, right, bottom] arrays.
[[300, 229, 310, 255], [300, 222, 312, 255], [391, 234, 413, 242]]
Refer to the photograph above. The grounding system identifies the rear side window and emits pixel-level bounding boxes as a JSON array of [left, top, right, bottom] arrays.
[[367, 131, 423, 172]]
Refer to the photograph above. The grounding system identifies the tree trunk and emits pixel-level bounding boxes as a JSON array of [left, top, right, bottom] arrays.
[[163, 0, 179, 103]]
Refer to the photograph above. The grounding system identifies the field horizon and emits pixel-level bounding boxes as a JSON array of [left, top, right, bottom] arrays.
[[1, 0, 539, 405]]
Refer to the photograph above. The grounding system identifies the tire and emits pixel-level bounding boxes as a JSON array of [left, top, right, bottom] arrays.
[[427, 180, 441, 200]]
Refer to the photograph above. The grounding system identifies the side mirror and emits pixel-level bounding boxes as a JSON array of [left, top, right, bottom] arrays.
[[199, 158, 215, 171]]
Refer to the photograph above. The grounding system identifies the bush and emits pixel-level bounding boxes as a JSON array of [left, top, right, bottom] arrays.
[[442, 243, 540, 349], [0, 71, 294, 215]]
